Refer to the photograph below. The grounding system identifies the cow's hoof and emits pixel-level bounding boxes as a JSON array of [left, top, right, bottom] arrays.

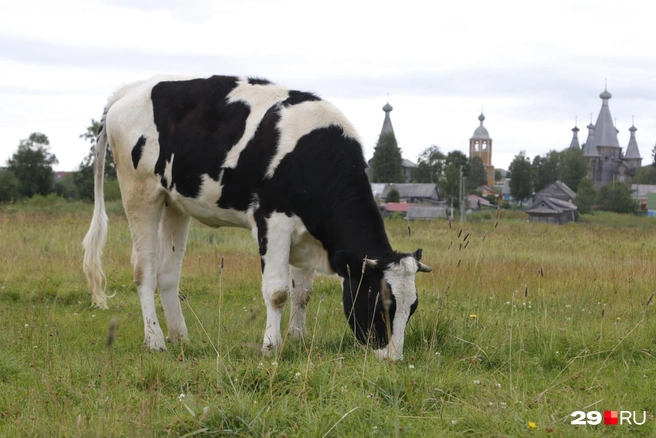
[[261, 343, 276, 357], [145, 336, 167, 351]]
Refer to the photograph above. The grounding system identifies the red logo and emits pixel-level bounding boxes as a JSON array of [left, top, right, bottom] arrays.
[[604, 411, 618, 425]]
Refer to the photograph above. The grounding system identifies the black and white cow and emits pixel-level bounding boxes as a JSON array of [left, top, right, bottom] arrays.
[[83, 75, 431, 361]]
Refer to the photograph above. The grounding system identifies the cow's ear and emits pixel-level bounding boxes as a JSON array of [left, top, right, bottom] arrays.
[[413, 248, 423, 261], [332, 251, 372, 279]]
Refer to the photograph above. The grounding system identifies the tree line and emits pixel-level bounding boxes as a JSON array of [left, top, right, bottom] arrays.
[[0, 121, 118, 203], [370, 131, 656, 215], [370, 133, 492, 206]]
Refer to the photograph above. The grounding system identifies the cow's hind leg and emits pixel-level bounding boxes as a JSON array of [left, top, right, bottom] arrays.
[[157, 202, 191, 343], [123, 189, 167, 351], [288, 266, 314, 339], [257, 212, 293, 356]]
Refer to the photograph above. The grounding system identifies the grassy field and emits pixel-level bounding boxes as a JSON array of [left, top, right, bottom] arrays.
[[1, 201, 655, 437]]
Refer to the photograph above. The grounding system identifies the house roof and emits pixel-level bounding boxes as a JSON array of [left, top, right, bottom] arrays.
[[406, 205, 447, 220], [468, 194, 492, 206], [476, 185, 498, 196], [385, 202, 411, 213], [371, 183, 387, 198], [630, 184, 656, 199], [383, 183, 438, 199], [401, 159, 417, 168], [527, 197, 578, 214], [535, 180, 577, 201]]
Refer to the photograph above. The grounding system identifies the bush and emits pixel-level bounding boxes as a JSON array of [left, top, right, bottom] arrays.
[[0, 170, 21, 203], [23, 193, 67, 207], [596, 182, 637, 214], [386, 188, 400, 203]]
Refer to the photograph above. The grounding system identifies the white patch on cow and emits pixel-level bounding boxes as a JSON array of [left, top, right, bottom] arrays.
[[374, 256, 419, 361], [223, 79, 289, 168], [260, 212, 295, 353], [265, 100, 361, 178], [163, 153, 175, 189], [171, 173, 251, 229]]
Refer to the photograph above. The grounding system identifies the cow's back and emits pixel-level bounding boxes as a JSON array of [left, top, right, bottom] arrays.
[[105, 75, 367, 232]]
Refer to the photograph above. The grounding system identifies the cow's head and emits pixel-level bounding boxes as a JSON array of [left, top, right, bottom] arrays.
[[332, 248, 432, 361]]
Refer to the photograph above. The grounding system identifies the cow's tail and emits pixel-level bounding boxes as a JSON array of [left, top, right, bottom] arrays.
[[83, 108, 112, 309]]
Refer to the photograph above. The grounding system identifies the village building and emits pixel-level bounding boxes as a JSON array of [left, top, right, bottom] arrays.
[[378, 183, 440, 203], [469, 113, 495, 187], [574, 87, 643, 187], [631, 184, 656, 212], [532, 180, 577, 204], [527, 180, 578, 224]]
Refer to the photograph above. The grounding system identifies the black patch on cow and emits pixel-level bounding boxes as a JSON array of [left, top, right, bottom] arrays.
[[248, 77, 272, 86], [254, 211, 269, 272], [258, 125, 391, 258], [217, 107, 281, 211], [131, 135, 146, 169], [151, 76, 249, 198], [282, 90, 321, 107]]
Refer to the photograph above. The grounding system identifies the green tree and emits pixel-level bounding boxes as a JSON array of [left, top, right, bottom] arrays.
[[494, 169, 503, 182], [469, 156, 488, 188], [411, 145, 445, 183], [440, 163, 461, 205], [508, 152, 533, 203], [6, 133, 58, 198], [559, 148, 588, 192], [532, 151, 559, 192], [575, 177, 596, 214], [0, 169, 21, 203], [633, 165, 656, 184], [54, 172, 79, 200], [386, 188, 400, 203], [74, 119, 116, 200], [596, 182, 638, 214], [371, 133, 404, 183], [445, 150, 469, 176]]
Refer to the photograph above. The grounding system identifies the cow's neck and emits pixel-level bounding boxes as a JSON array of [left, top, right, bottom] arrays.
[[322, 190, 393, 261]]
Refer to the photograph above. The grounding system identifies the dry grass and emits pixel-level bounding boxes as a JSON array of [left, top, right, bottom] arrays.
[[1, 202, 655, 436]]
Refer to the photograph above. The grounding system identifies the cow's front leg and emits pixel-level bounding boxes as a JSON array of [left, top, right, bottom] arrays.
[[288, 266, 314, 339], [258, 212, 294, 356]]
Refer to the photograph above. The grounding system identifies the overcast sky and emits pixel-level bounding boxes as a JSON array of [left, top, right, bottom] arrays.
[[2, 0, 655, 173]]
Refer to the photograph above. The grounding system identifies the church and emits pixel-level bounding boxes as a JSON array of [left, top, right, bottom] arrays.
[[469, 112, 495, 187], [567, 87, 642, 186]]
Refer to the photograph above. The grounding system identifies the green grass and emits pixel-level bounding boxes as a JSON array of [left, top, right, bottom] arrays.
[[1, 202, 655, 436]]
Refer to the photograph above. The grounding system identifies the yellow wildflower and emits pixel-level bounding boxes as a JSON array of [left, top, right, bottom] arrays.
[[528, 421, 537, 429]]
